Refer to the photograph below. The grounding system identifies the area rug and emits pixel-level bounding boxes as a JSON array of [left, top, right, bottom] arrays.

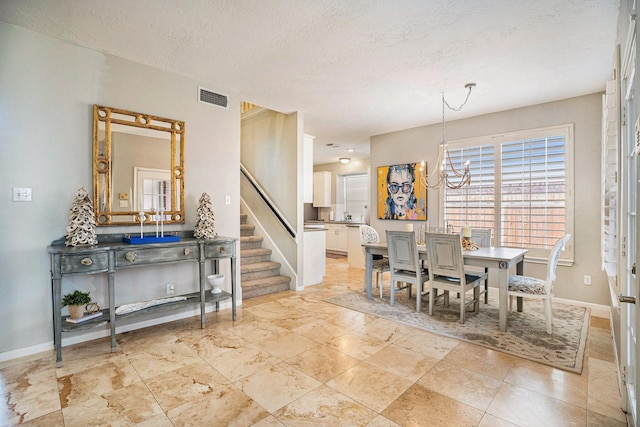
[[325, 287, 589, 373]]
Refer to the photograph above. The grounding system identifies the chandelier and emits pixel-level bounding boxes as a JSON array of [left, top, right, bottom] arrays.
[[420, 83, 476, 190]]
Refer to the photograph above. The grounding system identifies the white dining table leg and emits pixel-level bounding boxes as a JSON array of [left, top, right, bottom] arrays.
[[365, 248, 373, 299], [498, 261, 509, 332]]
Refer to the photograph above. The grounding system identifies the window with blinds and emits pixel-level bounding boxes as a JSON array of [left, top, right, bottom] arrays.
[[443, 124, 573, 260], [501, 136, 566, 249], [444, 145, 496, 230], [343, 173, 368, 219]]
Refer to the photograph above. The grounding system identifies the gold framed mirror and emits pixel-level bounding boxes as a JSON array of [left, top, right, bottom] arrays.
[[93, 105, 185, 225]]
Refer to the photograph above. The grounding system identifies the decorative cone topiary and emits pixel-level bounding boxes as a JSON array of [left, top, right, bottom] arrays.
[[65, 187, 98, 247], [193, 192, 217, 239]]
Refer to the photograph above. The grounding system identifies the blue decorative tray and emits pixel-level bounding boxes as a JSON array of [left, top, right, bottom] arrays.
[[123, 235, 181, 244]]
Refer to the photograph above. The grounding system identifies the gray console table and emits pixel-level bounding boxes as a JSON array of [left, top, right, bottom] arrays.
[[48, 232, 237, 365]]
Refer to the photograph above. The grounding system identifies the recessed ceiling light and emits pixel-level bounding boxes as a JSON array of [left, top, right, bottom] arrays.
[[347, 148, 355, 153], [339, 157, 351, 164]]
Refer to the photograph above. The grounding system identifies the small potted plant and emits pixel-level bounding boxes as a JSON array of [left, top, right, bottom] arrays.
[[62, 290, 92, 319]]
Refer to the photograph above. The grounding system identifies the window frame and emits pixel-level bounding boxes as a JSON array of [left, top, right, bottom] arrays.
[[440, 124, 575, 265], [336, 172, 369, 221]]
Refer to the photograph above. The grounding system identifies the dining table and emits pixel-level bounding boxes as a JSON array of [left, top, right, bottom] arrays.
[[362, 242, 528, 332]]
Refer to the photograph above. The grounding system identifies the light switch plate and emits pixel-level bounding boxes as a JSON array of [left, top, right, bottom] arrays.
[[13, 187, 32, 202], [225, 195, 231, 205]]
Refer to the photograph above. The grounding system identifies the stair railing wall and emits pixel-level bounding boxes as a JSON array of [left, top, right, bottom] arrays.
[[240, 171, 298, 289], [241, 164, 296, 238]]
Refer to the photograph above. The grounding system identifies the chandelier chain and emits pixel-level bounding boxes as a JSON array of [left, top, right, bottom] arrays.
[[421, 83, 476, 190]]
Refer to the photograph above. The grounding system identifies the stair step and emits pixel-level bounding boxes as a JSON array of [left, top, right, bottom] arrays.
[[242, 275, 291, 300], [241, 261, 282, 280], [240, 235, 263, 250], [240, 224, 255, 237], [241, 248, 272, 264], [239, 212, 291, 299]]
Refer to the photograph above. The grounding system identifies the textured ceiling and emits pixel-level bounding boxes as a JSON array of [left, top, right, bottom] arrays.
[[0, 0, 620, 164]]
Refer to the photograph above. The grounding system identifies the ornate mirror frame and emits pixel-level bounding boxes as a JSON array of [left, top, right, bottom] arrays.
[[93, 105, 185, 225]]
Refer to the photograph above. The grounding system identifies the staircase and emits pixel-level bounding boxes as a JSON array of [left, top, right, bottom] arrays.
[[240, 214, 292, 299]]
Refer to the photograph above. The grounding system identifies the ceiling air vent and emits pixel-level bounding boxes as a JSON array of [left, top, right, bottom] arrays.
[[198, 86, 228, 109]]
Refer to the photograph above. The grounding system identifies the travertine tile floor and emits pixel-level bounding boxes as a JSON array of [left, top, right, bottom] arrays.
[[1, 256, 629, 426]]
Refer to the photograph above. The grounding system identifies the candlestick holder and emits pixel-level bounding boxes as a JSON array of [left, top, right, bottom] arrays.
[[461, 237, 478, 250]]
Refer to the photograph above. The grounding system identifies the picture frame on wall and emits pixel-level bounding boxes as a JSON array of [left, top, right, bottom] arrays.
[[377, 162, 427, 220]]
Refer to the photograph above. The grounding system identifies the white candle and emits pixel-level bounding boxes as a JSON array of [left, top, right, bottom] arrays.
[[405, 223, 413, 232], [159, 206, 164, 237], [139, 211, 145, 238], [462, 227, 472, 238], [161, 181, 165, 210]]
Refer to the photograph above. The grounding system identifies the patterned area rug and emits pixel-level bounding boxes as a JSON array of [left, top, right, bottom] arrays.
[[325, 287, 589, 373]]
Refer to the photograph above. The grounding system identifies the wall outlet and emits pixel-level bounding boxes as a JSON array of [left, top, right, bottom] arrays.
[[584, 275, 592, 285], [165, 283, 175, 295], [13, 187, 32, 202]]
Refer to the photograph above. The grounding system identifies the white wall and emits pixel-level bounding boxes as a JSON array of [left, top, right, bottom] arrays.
[[370, 93, 608, 306], [0, 23, 240, 357]]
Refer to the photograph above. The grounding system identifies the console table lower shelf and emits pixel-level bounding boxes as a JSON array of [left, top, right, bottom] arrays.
[[61, 291, 233, 332]]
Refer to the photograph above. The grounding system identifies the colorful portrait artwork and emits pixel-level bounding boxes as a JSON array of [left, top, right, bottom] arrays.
[[377, 163, 427, 220]]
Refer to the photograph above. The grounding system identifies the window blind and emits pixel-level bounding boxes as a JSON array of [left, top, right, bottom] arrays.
[[500, 136, 566, 249], [344, 173, 368, 218], [443, 124, 572, 258], [444, 145, 496, 230]]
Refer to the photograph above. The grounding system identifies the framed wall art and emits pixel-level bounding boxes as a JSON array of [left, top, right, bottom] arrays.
[[377, 162, 427, 220]]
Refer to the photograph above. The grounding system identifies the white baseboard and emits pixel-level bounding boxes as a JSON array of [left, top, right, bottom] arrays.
[[0, 299, 237, 364]]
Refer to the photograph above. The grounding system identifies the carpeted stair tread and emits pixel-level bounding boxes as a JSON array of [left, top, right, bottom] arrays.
[[240, 235, 263, 249], [241, 261, 282, 281], [241, 248, 273, 264], [240, 224, 255, 236], [241, 247, 272, 256], [239, 212, 292, 299], [242, 275, 291, 299], [241, 261, 281, 273]]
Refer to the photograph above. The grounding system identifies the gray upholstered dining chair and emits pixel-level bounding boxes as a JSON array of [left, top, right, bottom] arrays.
[[470, 227, 492, 303], [425, 232, 487, 323], [508, 234, 571, 334], [359, 225, 389, 297], [386, 230, 429, 311]]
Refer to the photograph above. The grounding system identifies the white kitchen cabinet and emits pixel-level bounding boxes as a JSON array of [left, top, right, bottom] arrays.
[[325, 223, 348, 253], [313, 171, 332, 207]]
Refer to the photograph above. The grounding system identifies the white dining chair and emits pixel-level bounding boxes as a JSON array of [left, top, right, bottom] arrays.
[[360, 225, 389, 297], [508, 234, 571, 334], [425, 232, 487, 323], [386, 230, 429, 311]]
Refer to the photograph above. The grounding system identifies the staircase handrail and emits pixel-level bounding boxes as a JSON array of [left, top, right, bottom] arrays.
[[240, 163, 296, 238]]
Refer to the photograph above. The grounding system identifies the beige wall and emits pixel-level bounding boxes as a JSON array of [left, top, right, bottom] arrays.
[[370, 93, 608, 306], [0, 23, 240, 357]]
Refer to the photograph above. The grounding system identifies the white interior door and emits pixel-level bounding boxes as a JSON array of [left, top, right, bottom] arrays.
[[624, 53, 638, 425]]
